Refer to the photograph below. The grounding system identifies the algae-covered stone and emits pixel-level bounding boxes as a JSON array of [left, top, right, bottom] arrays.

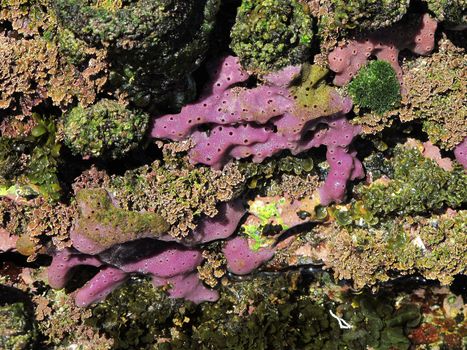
[[230, 0, 314, 73], [64, 99, 149, 160], [330, 0, 410, 30], [425, 0, 467, 29], [0, 302, 37, 350], [53, 0, 220, 107]]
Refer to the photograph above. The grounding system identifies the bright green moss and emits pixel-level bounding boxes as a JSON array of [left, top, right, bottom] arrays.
[[64, 99, 149, 159], [230, 0, 314, 73], [358, 145, 467, 217], [348, 60, 401, 115]]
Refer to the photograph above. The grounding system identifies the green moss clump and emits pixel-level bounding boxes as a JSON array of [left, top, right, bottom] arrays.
[[230, 0, 314, 73], [348, 60, 401, 115], [330, 0, 410, 30], [64, 99, 149, 159], [358, 145, 467, 218]]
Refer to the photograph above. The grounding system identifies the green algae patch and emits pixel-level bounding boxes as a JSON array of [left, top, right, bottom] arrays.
[[358, 145, 467, 217], [89, 273, 421, 350]]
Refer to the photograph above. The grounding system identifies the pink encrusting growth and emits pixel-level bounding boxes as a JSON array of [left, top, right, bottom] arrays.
[[152, 56, 364, 204], [222, 236, 275, 275], [328, 14, 437, 87], [454, 137, 467, 169]]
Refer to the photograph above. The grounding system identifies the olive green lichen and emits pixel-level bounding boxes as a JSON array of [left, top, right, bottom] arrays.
[[290, 64, 345, 122], [357, 144, 467, 217], [64, 99, 149, 159], [74, 188, 170, 251], [230, 0, 314, 73], [348, 61, 401, 115], [329, 0, 410, 30]]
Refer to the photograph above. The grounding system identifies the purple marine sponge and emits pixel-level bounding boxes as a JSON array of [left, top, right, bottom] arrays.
[[189, 200, 245, 244], [48, 248, 104, 289], [454, 137, 467, 169], [152, 56, 364, 204], [48, 200, 246, 307], [319, 147, 364, 206], [152, 273, 219, 304], [48, 242, 218, 307], [222, 236, 275, 275], [328, 14, 437, 87], [74, 267, 129, 308]]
